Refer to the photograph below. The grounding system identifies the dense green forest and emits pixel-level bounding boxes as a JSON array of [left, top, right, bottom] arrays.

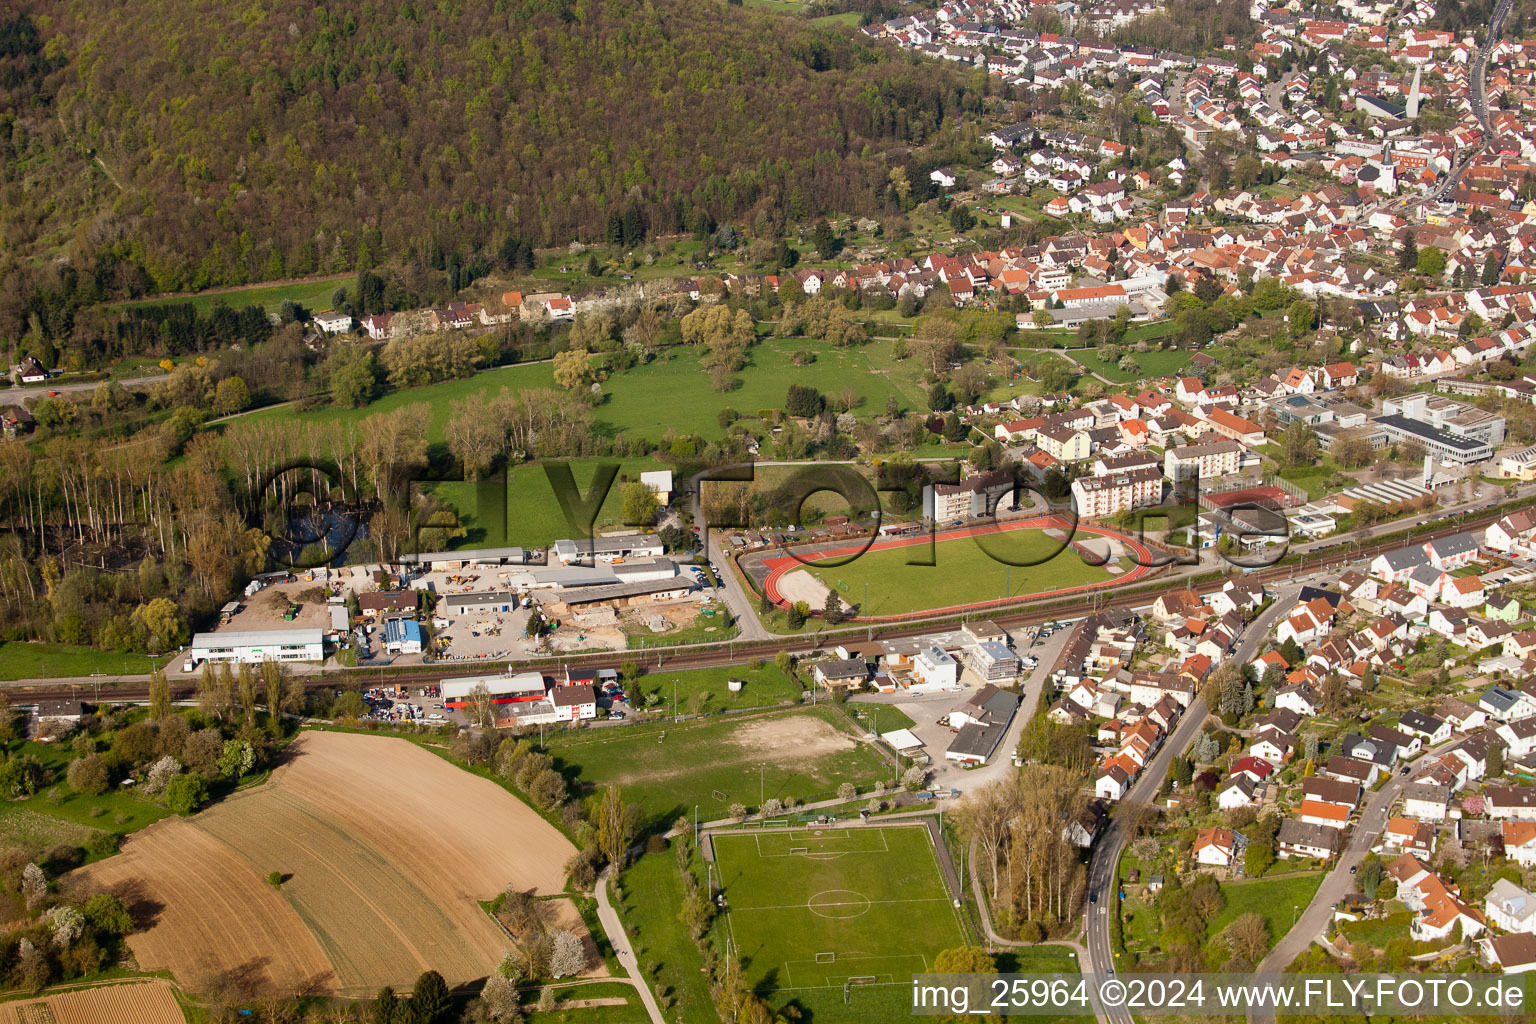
[[1, 0, 971, 308]]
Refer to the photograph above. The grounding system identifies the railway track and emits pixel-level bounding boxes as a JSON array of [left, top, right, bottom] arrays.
[[12, 505, 1518, 706]]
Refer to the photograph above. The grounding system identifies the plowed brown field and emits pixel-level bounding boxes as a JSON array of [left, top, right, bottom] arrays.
[[75, 731, 577, 997], [0, 979, 185, 1024]]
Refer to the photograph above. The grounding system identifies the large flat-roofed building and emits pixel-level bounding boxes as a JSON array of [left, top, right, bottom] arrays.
[[1071, 466, 1162, 518], [1372, 414, 1494, 464], [405, 546, 531, 570], [441, 591, 523, 616], [1384, 392, 1506, 446], [1164, 440, 1243, 483], [924, 470, 1013, 521], [442, 672, 547, 707], [969, 640, 1022, 681], [551, 535, 665, 564], [190, 628, 326, 667]]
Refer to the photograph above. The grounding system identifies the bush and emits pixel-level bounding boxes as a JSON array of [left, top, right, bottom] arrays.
[[163, 773, 208, 815], [66, 754, 110, 796], [83, 834, 118, 860]]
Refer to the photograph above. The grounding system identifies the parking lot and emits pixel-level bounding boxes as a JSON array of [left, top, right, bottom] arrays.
[[357, 684, 456, 726]]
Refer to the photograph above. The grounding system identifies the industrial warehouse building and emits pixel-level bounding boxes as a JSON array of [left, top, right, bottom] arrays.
[[189, 628, 326, 667], [551, 535, 665, 564], [384, 618, 424, 654], [405, 546, 532, 570], [441, 671, 548, 708]]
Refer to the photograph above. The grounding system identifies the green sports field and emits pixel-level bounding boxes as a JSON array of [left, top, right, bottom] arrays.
[[798, 529, 1124, 616], [542, 708, 888, 828], [713, 824, 967, 994]]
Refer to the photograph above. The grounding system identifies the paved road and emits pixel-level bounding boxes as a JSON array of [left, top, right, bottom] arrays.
[[1080, 585, 1305, 1024], [1421, 0, 1509, 204], [18, 373, 165, 397], [1246, 735, 1471, 1024], [594, 866, 666, 1024]]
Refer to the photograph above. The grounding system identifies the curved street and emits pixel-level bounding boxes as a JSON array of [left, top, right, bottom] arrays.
[[1080, 586, 1305, 1024]]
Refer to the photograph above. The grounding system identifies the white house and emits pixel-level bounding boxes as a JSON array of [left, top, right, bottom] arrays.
[[639, 470, 674, 504], [1503, 821, 1536, 866], [1095, 763, 1132, 801], [1497, 718, 1536, 760], [1217, 775, 1258, 810], [1274, 684, 1320, 717], [1193, 826, 1237, 867], [1402, 781, 1450, 821], [313, 310, 353, 334], [1485, 878, 1536, 932]]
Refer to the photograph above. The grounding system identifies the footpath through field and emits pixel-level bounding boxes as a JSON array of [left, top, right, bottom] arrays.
[[595, 866, 666, 1024]]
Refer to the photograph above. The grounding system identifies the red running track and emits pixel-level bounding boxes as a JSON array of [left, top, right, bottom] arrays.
[[761, 514, 1156, 622]]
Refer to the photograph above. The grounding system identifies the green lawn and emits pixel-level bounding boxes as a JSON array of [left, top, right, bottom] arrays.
[[0, 737, 172, 861], [624, 663, 803, 714], [1274, 461, 1353, 501], [113, 275, 351, 317], [801, 527, 1126, 616], [846, 703, 915, 735], [1073, 345, 1191, 384], [425, 457, 669, 549], [1208, 872, 1324, 951], [616, 852, 716, 1024], [0, 642, 161, 680], [238, 336, 931, 445], [586, 338, 928, 439], [1336, 909, 1412, 950], [522, 981, 652, 1024], [542, 707, 889, 827], [238, 360, 557, 441], [713, 824, 967, 994]]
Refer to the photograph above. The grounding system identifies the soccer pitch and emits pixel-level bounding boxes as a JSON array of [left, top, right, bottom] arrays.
[[711, 824, 968, 992], [802, 530, 1119, 616]]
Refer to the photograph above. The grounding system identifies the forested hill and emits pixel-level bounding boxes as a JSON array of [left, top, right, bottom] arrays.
[[14, 0, 970, 293]]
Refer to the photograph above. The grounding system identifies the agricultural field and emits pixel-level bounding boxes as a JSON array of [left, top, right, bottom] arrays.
[[0, 979, 187, 1024], [74, 731, 579, 997], [712, 825, 967, 999], [769, 520, 1144, 617], [543, 708, 889, 827]]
